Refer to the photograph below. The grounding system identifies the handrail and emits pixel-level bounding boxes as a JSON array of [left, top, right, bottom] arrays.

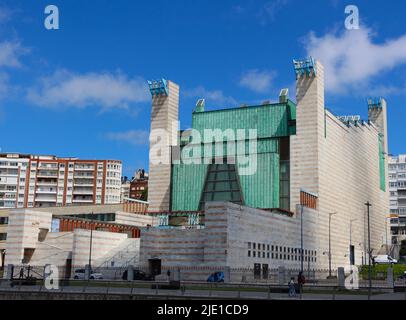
[[94, 241, 138, 269]]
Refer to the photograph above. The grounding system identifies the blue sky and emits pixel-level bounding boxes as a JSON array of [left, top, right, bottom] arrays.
[[0, 0, 405, 177]]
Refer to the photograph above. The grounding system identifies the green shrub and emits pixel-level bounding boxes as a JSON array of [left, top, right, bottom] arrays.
[[359, 264, 406, 280]]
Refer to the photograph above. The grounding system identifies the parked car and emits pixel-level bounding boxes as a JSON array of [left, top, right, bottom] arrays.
[[373, 255, 398, 264], [207, 271, 225, 283], [73, 269, 103, 280], [122, 269, 154, 281]]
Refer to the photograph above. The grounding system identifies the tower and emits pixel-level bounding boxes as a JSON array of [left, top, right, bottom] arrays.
[[290, 57, 325, 209], [147, 79, 179, 212], [368, 97, 388, 154]]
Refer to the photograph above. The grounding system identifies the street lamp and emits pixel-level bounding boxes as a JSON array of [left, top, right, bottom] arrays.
[[327, 212, 337, 279], [88, 211, 94, 281], [365, 201, 372, 299]]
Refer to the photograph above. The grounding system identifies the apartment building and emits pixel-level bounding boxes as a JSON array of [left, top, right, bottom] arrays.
[[389, 155, 406, 242], [130, 169, 148, 200], [0, 153, 122, 209]]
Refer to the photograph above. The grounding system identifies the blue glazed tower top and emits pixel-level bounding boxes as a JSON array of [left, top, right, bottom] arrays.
[[293, 57, 317, 77], [367, 97, 383, 109], [148, 78, 169, 97]]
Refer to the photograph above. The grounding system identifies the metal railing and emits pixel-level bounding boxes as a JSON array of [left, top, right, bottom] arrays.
[[0, 278, 405, 300]]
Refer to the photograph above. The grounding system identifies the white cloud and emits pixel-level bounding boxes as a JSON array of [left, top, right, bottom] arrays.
[[106, 130, 149, 146], [27, 70, 150, 110], [0, 40, 28, 68], [305, 28, 406, 94], [184, 86, 237, 106], [239, 69, 275, 93]]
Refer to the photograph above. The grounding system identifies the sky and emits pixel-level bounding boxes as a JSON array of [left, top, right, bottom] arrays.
[[0, 0, 405, 177]]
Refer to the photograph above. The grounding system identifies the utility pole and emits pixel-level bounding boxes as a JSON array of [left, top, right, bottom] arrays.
[[365, 202, 372, 299], [385, 217, 388, 255], [300, 204, 304, 273], [328, 212, 337, 279], [88, 212, 94, 280]]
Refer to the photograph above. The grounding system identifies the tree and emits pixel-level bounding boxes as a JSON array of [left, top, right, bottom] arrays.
[[400, 240, 406, 257], [140, 188, 148, 201]]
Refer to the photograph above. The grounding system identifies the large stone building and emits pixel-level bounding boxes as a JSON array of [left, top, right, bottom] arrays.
[[0, 200, 150, 275], [140, 58, 390, 278]]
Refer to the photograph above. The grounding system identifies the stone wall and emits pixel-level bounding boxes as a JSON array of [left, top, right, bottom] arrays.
[[290, 60, 389, 269]]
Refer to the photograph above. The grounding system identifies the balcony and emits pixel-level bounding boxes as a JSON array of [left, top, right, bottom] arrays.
[[72, 198, 94, 203], [73, 188, 94, 195], [74, 166, 95, 171], [36, 180, 58, 186], [36, 188, 57, 194], [73, 179, 94, 187], [36, 171, 58, 178], [38, 164, 58, 170], [74, 173, 95, 179], [34, 195, 56, 202]]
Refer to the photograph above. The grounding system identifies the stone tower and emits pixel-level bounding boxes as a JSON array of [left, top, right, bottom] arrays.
[[290, 57, 325, 209], [147, 79, 179, 212], [368, 97, 388, 154]]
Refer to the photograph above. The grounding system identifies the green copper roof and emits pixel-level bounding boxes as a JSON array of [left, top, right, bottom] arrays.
[[171, 100, 296, 212]]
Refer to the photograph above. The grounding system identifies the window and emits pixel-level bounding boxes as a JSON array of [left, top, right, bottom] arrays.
[[0, 217, 9, 225], [248, 250, 251, 257], [199, 163, 243, 210], [0, 233, 7, 240]]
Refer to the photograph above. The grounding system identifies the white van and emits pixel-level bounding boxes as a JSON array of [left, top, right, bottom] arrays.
[[73, 269, 103, 280], [373, 255, 398, 264]]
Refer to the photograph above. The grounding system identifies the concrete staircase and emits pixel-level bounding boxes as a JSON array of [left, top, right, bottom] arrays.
[[94, 238, 140, 269], [28, 232, 74, 266]]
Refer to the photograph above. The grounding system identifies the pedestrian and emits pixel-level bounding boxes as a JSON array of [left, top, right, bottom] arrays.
[[288, 277, 296, 297], [167, 269, 171, 281], [19, 267, 24, 279], [298, 271, 306, 295]]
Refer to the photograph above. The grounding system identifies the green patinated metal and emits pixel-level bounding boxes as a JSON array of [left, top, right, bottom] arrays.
[[171, 100, 296, 211], [171, 163, 209, 211], [238, 152, 280, 209], [379, 134, 386, 192], [192, 101, 296, 139]]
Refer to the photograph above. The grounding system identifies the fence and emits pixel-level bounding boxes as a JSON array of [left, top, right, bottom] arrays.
[[0, 278, 404, 301], [3, 264, 405, 287]]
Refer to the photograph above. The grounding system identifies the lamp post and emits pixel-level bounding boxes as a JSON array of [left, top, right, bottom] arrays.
[[327, 212, 337, 279], [88, 212, 94, 281], [365, 201, 372, 299], [300, 204, 304, 273]]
